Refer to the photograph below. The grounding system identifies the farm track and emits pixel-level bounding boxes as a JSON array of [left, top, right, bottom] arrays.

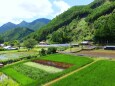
[[43, 60, 99, 86]]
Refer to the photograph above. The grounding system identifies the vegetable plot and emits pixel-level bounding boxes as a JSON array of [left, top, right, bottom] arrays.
[[24, 62, 63, 73], [13, 64, 49, 80]]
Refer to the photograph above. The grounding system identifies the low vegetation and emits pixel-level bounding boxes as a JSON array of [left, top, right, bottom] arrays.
[[52, 60, 115, 86], [1, 68, 34, 86], [13, 63, 49, 80], [24, 62, 63, 73], [0, 54, 93, 86]]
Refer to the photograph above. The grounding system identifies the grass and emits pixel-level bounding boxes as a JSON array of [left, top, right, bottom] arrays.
[[64, 47, 81, 52], [0, 54, 93, 86], [41, 54, 93, 65], [1, 68, 35, 86], [13, 63, 49, 80], [52, 60, 115, 86], [0, 72, 19, 86]]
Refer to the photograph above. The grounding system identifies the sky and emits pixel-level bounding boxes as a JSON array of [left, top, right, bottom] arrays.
[[0, 0, 94, 26]]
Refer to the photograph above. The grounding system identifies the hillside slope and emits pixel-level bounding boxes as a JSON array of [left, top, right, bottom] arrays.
[[2, 27, 34, 42], [27, 0, 115, 44]]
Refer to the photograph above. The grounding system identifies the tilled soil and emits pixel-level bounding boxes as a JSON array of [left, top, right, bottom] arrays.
[[77, 50, 115, 58], [33, 60, 73, 69]]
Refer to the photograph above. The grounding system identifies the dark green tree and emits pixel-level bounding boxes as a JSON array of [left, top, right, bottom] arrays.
[[23, 39, 37, 50]]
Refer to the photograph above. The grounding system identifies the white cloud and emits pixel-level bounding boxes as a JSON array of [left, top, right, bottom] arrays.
[[53, 0, 70, 17], [0, 0, 53, 25], [0, 0, 70, 26]]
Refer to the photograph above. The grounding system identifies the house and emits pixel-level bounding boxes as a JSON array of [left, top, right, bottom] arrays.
[[39, 41, 48, 45], [81, 41, 90, 45], [3, 46, 17, 50], [71, 44, 79, 47], [0, 63, 4, 67], [0, 44, 4, 47], [104, 46, 115, 50]]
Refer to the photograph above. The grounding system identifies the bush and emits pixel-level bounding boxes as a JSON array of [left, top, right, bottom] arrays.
[[47, 47, 57, 54], [39, 48, 46, 56], [0, 47, 5, 51], [57, 47, 68, 51]]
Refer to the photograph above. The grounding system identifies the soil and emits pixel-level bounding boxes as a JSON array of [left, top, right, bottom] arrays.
[[77, 50, 115, 58], [33, 60, 73, 69]]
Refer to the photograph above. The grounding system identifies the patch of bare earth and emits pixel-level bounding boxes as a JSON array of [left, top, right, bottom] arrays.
[[77, 50, 115, 58], [33, 60, 73, 69]]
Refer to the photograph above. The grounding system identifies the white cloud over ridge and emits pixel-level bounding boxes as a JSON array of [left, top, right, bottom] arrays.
[[53, 0, 70, 16], [0, 0, 70, 26]]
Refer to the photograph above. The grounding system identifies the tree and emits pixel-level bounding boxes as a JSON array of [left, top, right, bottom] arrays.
[[4, 42, 9, 46], [23, 39, 37, 50], [0, 36, 4, 44], [94, 13, 115, 44]]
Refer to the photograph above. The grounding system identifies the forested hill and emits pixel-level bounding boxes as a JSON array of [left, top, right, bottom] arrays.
[[26, 0, 115, 44], [0, 18, 50, 33], [2, 27, 34, 42]]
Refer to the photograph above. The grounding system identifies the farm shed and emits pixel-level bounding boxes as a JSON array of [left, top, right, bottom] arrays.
[[39, 41, 48, 45], [81, 41, 90, 45], [104, 46, 115, 50], [0, 63, 4, 67]]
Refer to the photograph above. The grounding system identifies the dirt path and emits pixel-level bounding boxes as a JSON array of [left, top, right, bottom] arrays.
[[43, 60, 98, 86]]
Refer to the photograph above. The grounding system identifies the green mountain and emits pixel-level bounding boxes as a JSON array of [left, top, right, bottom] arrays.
[[0, 18, 50, 33], [26, 0, 115, 44], [17, 18, 50, 31], [2, 27, 34, 42]]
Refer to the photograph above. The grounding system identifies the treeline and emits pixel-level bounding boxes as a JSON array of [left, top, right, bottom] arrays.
[[86, 2, 115, 22], [94, 12, 115, 44]]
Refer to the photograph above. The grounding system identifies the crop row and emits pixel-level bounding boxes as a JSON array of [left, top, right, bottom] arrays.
[[24, 62, 63, 73], [13, 64, 49, 80]]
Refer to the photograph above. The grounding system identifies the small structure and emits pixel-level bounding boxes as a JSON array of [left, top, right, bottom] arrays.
[[81, 41, 90, 45], [71, 44, 79, 47], [0, 63, 4, 67], [39, 41, 48, 45], [104, 46, 115, 50], [3, 46, 17, 50], [0, 44, 4, 47]]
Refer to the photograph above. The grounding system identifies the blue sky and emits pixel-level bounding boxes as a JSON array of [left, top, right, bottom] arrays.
[[0, 0, 94, 26]]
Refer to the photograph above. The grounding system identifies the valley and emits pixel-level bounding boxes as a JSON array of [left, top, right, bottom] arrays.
[[0, 0, 115, 86]]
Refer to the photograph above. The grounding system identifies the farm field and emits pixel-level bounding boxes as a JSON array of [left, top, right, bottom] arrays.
[[0, 50, 38, 61], [77, 49, 115, 58], [24, 62, 63, 73], [0, 54, 93, 86], [52, 60, 115, 86], [41, 54, 93, 65]]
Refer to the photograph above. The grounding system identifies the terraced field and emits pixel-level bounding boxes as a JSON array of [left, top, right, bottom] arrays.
[[0, 54, 93, 86]]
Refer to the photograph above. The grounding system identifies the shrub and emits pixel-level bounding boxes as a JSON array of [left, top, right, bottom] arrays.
[[47, 47, 57, 54], [0, 47, 5, 51], [57, 47, 68, 51], [39, 48, 46, 56]]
